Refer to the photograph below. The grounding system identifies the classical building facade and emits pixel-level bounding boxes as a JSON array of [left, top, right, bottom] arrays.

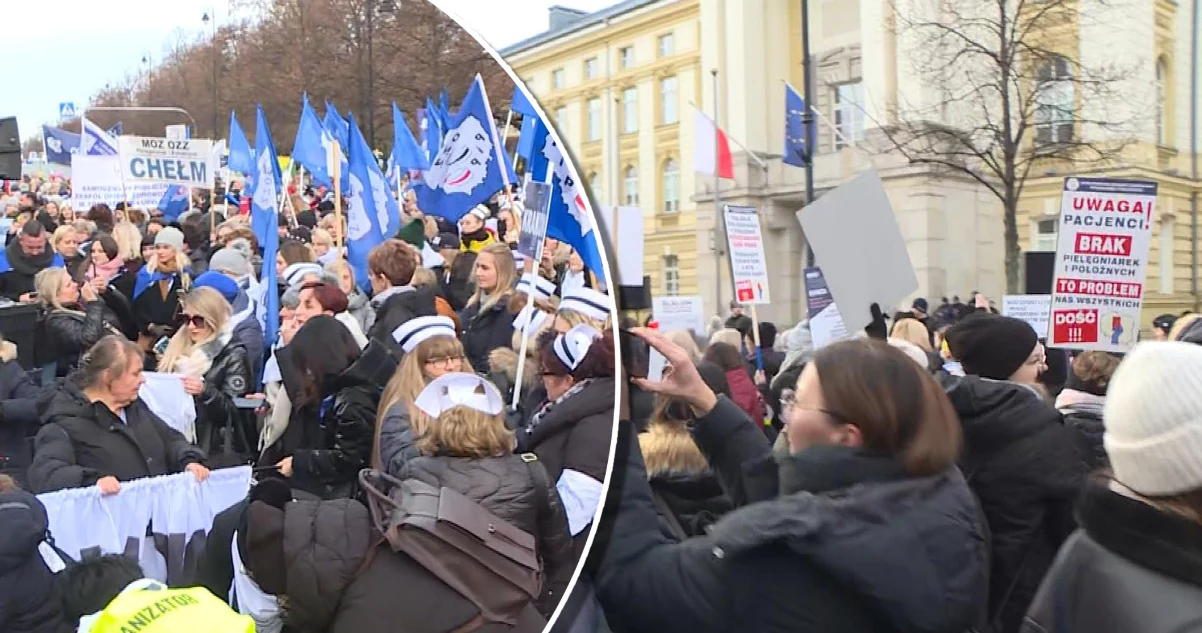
[[506, 0, 1200, 328]]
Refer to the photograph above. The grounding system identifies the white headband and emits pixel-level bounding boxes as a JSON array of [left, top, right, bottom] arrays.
[[414, 372, 504, 418], [392, 316, 457, 353], [516, 273, 557, 303], [559, 287, 610, 322], [512, 304, 550, 333], [554, 324, 601, 371]]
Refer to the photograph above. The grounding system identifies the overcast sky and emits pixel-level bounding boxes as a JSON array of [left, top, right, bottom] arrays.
[[0, 0, 612, 142]]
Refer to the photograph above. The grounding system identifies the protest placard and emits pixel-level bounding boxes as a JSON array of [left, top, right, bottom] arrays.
[[724, 205, 771, 305], [518, 180, 552, 262], [653, 296, 706, 334], [804, 267, 849, 349], [1002, 295, 1052, 339], [70, 155, 170, 209], [1048, 177, 1156, 352], [118, 135, 217, 188]]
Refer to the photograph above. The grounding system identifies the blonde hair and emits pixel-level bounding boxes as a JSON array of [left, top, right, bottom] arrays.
[[51, 225, 75, 252], [112, 223, 142, 261], [415, 405, 515, 458], [1170, 314, 1201, 342], [323, 257, 356, 292], [158, 287, 231, 373], [890, 318, 933, 352], [467, 244, 518, 311], [35, 268, 77, 312], [555, 308, 610, 332], [147, 246, 193, 291], [708, 328, 742, 349], [71, 219, 96, 235], [312, 228, 333, 249], [373, 335, 474, 468], [511, 309, 554, 352], [666, 330, 702, 363]]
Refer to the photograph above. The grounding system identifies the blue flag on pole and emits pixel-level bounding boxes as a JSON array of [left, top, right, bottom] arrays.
[[250, 105, 282, 372], [423, 97, 443, 162], [415, 75, 510, 222], [518, 116, 604, 275], [157, 186, 191, 221], [345, 113, 390, 292], [390, 103, 429, 173], [323, 101, 350, 149], [81, 118, 119, 156], [41, 126, 80, 165], [228, 111, 255, 184], [293, 94, 342, 189], [511, 85, 538, 118], [783, 83, 814, 168]]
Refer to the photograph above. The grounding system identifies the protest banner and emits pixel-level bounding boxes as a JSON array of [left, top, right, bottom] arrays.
[[723, 205, 771, 305], [804, 267, 849, 349], [1002, 295, 1052, 339], [38, 467, 251, 585], [652, 296, 706, 334], [1048, 177, 1157, 352], [517, 180, 552, 262], [118, 135, 217, 188], [797, 172, 918, 333], [70, 155, 170, 209]]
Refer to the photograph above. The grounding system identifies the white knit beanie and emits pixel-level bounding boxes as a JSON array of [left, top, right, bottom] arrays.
[[1103, 341, 1202, 496]]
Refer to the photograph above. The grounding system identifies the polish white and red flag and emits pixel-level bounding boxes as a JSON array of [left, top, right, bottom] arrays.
[[694, 108, 735, 180]]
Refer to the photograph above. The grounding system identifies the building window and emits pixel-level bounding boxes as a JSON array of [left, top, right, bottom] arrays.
[[1160, 216, 1175, 294], [551, 68, 565, 89], [1156, 57, 1169, 147], [587, 98, 602, 141], [832, 81, 865, 149], [622, 87, 638, 133], [554, 106, 568, 130], [623, 165, 639, 205], [657, 33, 675, 58], [1035, 55, 1074, 146], [662, 158, 679, 213], [659, 76, 678, 125], [1032, 218, 1058, 252], [620, 46, 635, 69], [584, 57, 598, 80], [588, 172, 600, 198], [663, 255, 680, 295]]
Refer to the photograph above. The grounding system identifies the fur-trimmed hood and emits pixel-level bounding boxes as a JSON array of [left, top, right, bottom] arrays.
[[639, 422, 709, 477], [488, 346, 540, 390], [0, 340, 16, 364]]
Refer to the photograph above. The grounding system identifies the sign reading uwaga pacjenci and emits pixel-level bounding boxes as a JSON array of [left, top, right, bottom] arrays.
[[118, 136, 217, 188], [1048, 177, 1158, 352]]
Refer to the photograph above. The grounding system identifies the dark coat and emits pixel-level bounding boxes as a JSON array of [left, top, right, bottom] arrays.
[[0, 240, 59, 301], [192, 336, 253, 457], [442, 253, 477, 313], [288, 342, 395, 500], [459, 297, 517, 375], [130, 271, 187, 335], [376, 402, 420, 477], [0, 490, 72, 633], [109, 259, 143, 303], [229, 290, 265, 386], [640, 420, 733, 539], [248, 497, 546, 633], [400, 454, 574, 615], [0, 343, 55, 488], [941, 375, 1086, 633], [1021, 483, 1202, 633], [35, 302, 125, 376], [367, 286, 438, 355], [1061, 409, 1107, 472], [593, 402, 990, 633], [28, 383, 206, 493]]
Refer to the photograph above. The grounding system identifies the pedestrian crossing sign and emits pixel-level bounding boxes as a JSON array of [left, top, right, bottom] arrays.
[[58, 102, 76, 121]]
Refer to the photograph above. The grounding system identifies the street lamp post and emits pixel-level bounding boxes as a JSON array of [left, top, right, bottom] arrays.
[[203, 11, 218, 139]]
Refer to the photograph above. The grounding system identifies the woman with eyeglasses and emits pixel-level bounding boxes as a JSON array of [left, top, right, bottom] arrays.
[[155, 287, 251, 456], [940, 313, 1086, 633], [594, 331, 988, 633], [373, 316, 472, 477]]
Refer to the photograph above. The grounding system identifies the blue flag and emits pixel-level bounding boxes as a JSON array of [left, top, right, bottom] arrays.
[[414, 75, 511, 222], [108, 122, 123, 137], [390, 103, 429, 173], [345, 113, 391, 292], [293, 94, 344, 189], [323, 101, 350, 149], [41, 126, 80, 166], [518, 116, 604, 275], [423, 97, 443, 162], [157, 186, 191, 221], [82, 118, 118, 155], [228, 111, 255, 184], [250, 106, 282, 375], [0, 250, 62, 275], [783, 83, 814, 168], [511, 85, 538, 118], [439, 88, 451, 118]]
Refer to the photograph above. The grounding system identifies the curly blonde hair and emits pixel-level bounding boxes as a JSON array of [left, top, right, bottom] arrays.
[[415, 405, 514, 458]]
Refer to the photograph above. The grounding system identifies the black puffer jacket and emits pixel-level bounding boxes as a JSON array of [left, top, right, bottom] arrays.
[[376, 403, 420, 477], [246, 498, 546, 633], [36, 301, 125, 375], [941, 375, 1086, 633], [0, 490, 72, 633], [28, 383, 206, 493], [0, 342, 55, 488], [400, 454, 574, 614], [639, 422, 732, 539], [460, 296, 517, 375], [366, 286, 438, 354], [593, 402, 990, 633], [1021, 483, 1202, 633]]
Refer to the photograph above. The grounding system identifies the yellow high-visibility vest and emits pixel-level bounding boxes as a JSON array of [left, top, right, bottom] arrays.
[[88, 583, 254, 633]]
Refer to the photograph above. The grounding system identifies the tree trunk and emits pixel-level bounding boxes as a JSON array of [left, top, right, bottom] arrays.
[[1003, 193, 1021, 294]]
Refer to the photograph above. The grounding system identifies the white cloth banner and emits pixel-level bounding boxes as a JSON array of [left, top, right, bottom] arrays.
[[37, 467, 252, 585], [139, 373, 197, 442]]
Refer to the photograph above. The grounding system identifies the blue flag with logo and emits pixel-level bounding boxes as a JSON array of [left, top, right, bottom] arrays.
[[250, 105, 282, 371], [82, 118, 118, 156], [390, 103, 429, 173], [783, 83, 814, 168], [41, 126, 80, 166], [423, 97, 443, 162], [518, 116, 604, 275], [414, 75, 510, 222], [345, 113, 390, 292], [228, 111, 255, 185], [323, 101, 350, 149], [293, 94, 347, 189], [157, 186, 191, 221]]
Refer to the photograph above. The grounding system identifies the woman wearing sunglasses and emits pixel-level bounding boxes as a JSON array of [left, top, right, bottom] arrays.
[[156, 287, 251, 455]]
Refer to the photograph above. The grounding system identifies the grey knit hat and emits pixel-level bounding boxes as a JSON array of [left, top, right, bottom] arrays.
[[210, 245, 253, 277]]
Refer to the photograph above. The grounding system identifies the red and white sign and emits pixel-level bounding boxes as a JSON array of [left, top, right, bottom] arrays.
[[724, 205, 772, 305], [1048, 177, 1157, 352]]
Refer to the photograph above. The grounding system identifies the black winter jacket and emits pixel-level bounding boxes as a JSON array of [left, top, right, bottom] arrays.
[[941, 375, 1086, 633], [190, 335, 252, 456], [28, 383, 206, 493], [131, 271, 187, 336], [1061, 409, 1107, 472], [0, 490, 72, 633], [459, 297, 517, 375], [36, 302, 125, 376], [0, 240, 60, 301], [366, 286, 438, 354], [0, 341, 54, 487], [400, 454, 574, 615], [376, 402, 420, 477], [593, 401, 990, 633], [1021, 483, 1202, 633]]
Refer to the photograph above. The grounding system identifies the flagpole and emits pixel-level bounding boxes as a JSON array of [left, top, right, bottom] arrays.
[[332, 140, 344, 251], [712, 69, 724, 315], [474, 74, 516, 210], [801, 0, 816, 267]]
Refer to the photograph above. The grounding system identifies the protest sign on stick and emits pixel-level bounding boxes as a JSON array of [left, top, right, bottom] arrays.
[[724, 204, 770, 370], [117, 136, 217, 189]]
